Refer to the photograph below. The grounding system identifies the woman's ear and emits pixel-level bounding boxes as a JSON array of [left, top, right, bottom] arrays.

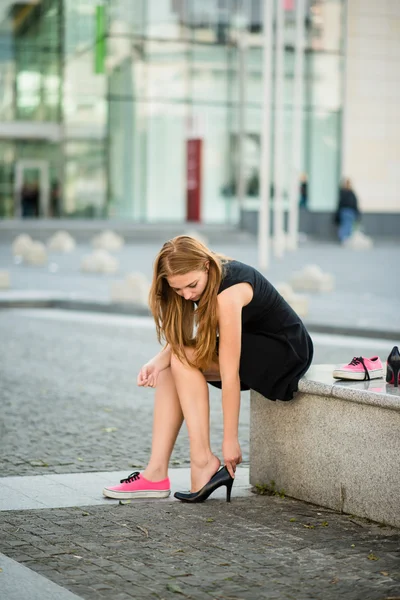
[[205, 260, 210, 272]]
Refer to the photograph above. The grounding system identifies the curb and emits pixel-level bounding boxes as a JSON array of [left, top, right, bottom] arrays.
[[0, 297, 398, 341], [0, 297, 150, 317], [302, 322, 400, 341]]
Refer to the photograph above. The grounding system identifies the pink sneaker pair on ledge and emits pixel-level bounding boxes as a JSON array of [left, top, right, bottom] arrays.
[[103, 471, 170, 500], [333, 356, 384, 381]]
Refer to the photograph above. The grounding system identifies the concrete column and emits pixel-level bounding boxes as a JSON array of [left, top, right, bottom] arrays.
[[237, 33, 247, 212], [258, 0, 274, 270], [272, 0, 285, 259], [287, 0, 306, 251]]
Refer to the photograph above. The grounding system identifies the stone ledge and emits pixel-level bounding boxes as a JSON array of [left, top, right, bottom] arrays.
[[299, 364, 400, 412], [250, 365, 400, 528]]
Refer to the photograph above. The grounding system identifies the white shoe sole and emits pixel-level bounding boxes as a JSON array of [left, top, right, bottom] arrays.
[[332, 368, 384, 380], [102, 488, 171, 500]]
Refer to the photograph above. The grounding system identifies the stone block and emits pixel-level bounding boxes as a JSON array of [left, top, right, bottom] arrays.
[[343, 230, 374, 250], [47, 231, 76, 253], [24, 241, 48, 266], [275, 282, 309, 318], [0, 270, 10, 289], [91, 230, 124, 251], [12, 234, 33, 257], [290, 264, 334, 293], [110, 272, 150, 306], [81, 250, 119, 274], [250, 369, 400, 528]]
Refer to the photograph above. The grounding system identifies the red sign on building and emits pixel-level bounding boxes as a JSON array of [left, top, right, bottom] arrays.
[[186, 138, 202, 222]]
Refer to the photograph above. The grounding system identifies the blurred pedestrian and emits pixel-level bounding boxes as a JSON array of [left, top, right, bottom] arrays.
[[335, 177, 361, 243], [31, 182, 40, 217], [20, 183, 38, 218], [50, 180, 61, 217], [299, 173, 308, 209], [103, 236, 313, 503]]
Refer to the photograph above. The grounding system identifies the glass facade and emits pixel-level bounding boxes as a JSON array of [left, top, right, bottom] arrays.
[[0, 0, 63, 216], [0, 0, 345, 221]]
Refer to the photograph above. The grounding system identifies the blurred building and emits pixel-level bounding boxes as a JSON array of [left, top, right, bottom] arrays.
[[0, 0, 398, 235]]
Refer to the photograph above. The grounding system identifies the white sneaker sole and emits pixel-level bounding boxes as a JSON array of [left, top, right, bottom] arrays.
[[332, 368, 384, 380], [102, 488, 171, 500]]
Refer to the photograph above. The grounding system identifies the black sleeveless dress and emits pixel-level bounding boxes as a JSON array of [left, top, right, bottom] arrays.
[[208, 260, 313, 401]]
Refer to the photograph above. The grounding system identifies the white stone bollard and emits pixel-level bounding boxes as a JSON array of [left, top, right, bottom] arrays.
[[24, 241, 48, 266], [290, 264, 334, 293], [91, 230, 124, 251], [110, 272, 150, 306], [0, 270, 10, 289], [343, 230, 373, 250], [81, 249, 119, 274], [12, 234, 33, 257], [275, 282, 309, 318], [47, 231, 76, 253]]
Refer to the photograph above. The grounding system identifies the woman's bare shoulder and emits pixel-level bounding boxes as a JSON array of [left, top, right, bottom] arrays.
[[217, 282, 253, 308]]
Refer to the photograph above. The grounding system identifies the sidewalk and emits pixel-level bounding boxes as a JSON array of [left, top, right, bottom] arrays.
[[1, 478, 399, 600], [1, 229, 400, 600]]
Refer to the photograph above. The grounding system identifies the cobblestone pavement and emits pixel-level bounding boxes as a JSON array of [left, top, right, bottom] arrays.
[[1, 233, 400, 600], [1, 309, 397, 478], [0, 495, 399, 600], [0, 309, 239, 477]]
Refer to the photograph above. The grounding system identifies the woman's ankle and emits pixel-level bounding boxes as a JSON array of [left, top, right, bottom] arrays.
[[190, 454, 220, 492], [191, 453, 220, 471], [142, 465, 169, 481]]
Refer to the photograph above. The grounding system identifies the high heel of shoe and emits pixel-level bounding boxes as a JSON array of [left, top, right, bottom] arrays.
[[226, 478, 233, 503], [386, 346, 400, 388], [174, 466, 234, 503]]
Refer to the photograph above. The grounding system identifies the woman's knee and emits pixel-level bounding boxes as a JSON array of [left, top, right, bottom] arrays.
[[170, 347, 196, 371], [157, 366, 172, 384]]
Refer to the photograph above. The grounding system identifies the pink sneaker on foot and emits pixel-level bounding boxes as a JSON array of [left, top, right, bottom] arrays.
[[103, 471, 171, 500], [333, 356, 384, 381]]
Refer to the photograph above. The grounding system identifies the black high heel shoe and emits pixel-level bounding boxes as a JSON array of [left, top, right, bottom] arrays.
[[386, 346, 400, 388], [174, 466, 234, 503]]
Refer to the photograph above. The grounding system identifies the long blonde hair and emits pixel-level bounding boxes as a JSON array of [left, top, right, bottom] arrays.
[[149, 235, 228, 370]]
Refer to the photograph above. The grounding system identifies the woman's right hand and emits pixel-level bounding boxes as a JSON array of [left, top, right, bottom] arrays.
[[137, 362, 160, 388]]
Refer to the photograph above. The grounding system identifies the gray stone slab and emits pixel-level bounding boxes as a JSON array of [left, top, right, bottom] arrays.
[[0, 553, 83, 600], [300, 364, 400, 411], [0, 468, 251, 511], [251, 366, 400, 527], [0, 484, 48, 511]]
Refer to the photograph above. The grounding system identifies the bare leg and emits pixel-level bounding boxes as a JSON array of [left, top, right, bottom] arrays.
[[142, 367, 183, 481], [170, 352, 220, 492]]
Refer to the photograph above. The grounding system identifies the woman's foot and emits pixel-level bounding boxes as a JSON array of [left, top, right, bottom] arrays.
[[190, 454, 221, 492], [175, 467, 234, 503], [102, 471, 171, 500]]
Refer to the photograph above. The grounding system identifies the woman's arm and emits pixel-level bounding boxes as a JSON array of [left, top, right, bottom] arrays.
[[149, 344, 171, 372], [137, 344, 172, 388], [217, 283, 253, 475]]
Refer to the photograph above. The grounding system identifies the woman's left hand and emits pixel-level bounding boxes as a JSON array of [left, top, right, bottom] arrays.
[[223, 437, 242, 479]]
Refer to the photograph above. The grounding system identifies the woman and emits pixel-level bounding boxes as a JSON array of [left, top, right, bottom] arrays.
[[103, 236, 313, 503]]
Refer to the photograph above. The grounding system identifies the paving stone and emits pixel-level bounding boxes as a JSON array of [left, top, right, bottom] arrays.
[[0, 310, 249, 477], [0, 498, 398, 600], [1, 240, 400, 599]]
